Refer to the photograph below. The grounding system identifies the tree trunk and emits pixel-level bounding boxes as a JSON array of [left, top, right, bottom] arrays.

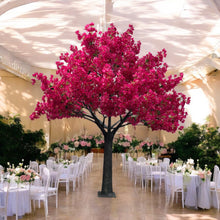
[[98, 132, 116, 197]]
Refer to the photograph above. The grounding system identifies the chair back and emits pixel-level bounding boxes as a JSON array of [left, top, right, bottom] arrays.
[[141, 164, 152, 179], [213, 165, 219, 182], [39, 164, 46, 176], [163, 158, 170, 165], [72, 162, 80, 178], [29, 161, 39, 173], [42, 167, 50, 192], [46, 160, 55, 170], [0, 181, 9, 219]]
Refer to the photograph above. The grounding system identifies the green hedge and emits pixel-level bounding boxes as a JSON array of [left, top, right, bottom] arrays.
[[0, 115, 46, 168]]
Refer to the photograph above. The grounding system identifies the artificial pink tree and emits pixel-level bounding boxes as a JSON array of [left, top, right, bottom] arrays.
[[30, 23, 190, 197]]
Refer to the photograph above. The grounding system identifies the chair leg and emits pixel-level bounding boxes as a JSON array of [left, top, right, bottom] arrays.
[[216, 191, 219, 210], [182, 191, 184, 208], [151, 177, 153, 192], [56, 194, 58, 208], [44, 198, 48, 217]]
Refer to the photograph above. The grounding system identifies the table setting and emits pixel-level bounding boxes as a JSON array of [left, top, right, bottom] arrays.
[[167, 159, 212, 209], [0, 161, 39, 217]]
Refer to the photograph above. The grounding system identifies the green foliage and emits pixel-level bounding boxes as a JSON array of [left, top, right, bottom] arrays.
[[0, 115, 46, 168], [197, 125, 220, 170], [169, 123, 220, 171]]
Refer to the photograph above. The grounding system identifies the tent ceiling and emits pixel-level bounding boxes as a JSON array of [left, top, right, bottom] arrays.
[[0, 0, 220, 81]]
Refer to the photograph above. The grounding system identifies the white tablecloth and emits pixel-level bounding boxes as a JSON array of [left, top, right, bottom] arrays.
[[0, 184, 31, 217], [184, 174, 210, 209], [175, 174, 211, 209]]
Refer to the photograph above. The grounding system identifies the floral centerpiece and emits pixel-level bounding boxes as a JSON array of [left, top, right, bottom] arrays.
[[197, 165, 212, 181], [7, 161, 38, 184]]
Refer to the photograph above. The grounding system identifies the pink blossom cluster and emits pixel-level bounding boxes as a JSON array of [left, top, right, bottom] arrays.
[[30, 23, 190, 133], [80, 140, 91, 147], [96, 139, 104, 146]]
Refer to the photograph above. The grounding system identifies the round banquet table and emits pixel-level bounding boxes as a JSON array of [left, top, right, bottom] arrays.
[[0, 183, 31, 217], [183, 174, 211, 209]]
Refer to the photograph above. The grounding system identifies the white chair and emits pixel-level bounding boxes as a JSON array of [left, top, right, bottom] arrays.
[[39, 164, 46, 174], [59, 165, 72, 195], [159, 162, 168, 187], [141, 164, 152, 191], [163, 158, 170, 165], [86, 152, 93, 173], [134, 163, 142, 186], [30, 167, 50, 217], [210, 165, 219, 187], [29, 161, 39, 173], [210, 166, 220, 210], [151, 165, 162, 192], [127, 157, 135, 180], [77, 158, 87, 186], [69, 162, 80, 191], [46, 160, 55, 171], [166, 172, 184, 208], [121, 153, 129, 173], [48, 165, 63, 208], [0, 182, 9, 220]]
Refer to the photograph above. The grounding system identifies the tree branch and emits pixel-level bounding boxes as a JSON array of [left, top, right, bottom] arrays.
[[112, 111, 132, 135]]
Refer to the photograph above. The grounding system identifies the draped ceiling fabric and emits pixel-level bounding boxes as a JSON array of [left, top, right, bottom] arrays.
[[0, 0, 220, 82]]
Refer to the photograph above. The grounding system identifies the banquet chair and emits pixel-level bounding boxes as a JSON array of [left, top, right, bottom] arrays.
[[30, 167, 50, 217], [159, 162, 168, 186], [166, 172, 184, 208], [59, 165, 72, 195], [47, 165, 63, 208], [39, 164, 46, 175], [69, 162, 80, 191], [77, 157, 87, 186], [0, 182, 9, 220], [134, 163, 142, 186], [86, 153, 93, 173], [128, 157, 135, 180], [210, 166, 220, 210], [151, 165, 162, 192], [141, 164, 152, 191], [210, 165, 219, 187], [29, 161, 39, 173], [163, 158, 170, 165], [121, 153, 128, 174], [46, 159, 55, 171]]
